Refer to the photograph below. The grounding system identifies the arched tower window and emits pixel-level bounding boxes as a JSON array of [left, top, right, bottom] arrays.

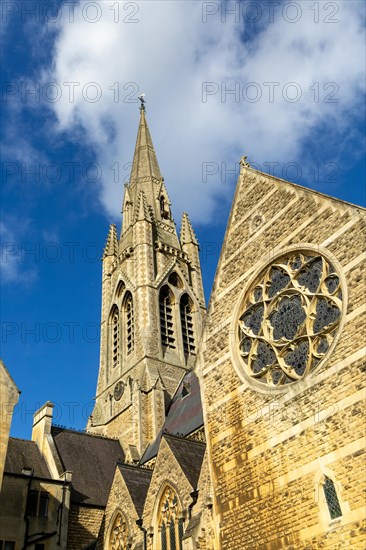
[[109, 305, 120, 369], [168, 272, 182, 288], [323, 477, 342, 519], [180, 294, 195, 356], [115, 280, 126, 299], [124, 292, 134, 355], [158, 486, 183, 550], [160, 286, 175, 349], [109, 511, 129, 549]]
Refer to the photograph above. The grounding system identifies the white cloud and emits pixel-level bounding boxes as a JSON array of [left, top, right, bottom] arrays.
[[0, 221, 38, 285], [42, 0, 365, 224]]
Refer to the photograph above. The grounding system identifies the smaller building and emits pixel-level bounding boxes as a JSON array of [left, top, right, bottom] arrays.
[[0, 437, 70, 549], [0, 360, 20, 488]]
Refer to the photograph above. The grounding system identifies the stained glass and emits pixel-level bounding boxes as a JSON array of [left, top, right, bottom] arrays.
[[254, 287, 263, 302], [313, 298, 340, 333], [241, 304, 264, 335], [267, 268, 290, 298], [325, 275, 339, 294], [251, 342, 275, 374], [297, 258, 323, 293], [109, 513, 128, 550], [284, 341, 309, 376], [270, 296, 306, 340], [238, 251, 342, 386], [323, 477, 342, 519], [158, 486, 183, 550], [240, 338, 252, 356]]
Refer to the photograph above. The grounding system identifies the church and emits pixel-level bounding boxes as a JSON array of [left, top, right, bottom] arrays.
[[0, 103, 365, 549]]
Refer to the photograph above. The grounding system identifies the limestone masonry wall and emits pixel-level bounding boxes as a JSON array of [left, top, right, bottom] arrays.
[[200, 167, 366, 549]]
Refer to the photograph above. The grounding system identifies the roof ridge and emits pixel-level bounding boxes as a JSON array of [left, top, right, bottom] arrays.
[[52, 425, 119, 441], [9, 436, 36, 443], [244, 166, 366, 211], [117, 461, 152, 472], [163, 432, 206, 447]]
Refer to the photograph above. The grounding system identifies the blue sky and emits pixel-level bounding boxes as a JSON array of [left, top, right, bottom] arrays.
[[1, 0, 365, 439]]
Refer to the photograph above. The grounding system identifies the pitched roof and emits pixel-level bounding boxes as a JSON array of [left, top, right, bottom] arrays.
[[164, 434, 205, 489], [140, 370, 203, 464], [182, 512, 202, 541], [51, 427, 124, 506], [117, 464, 153, 517], [4, 438, 51, 478]]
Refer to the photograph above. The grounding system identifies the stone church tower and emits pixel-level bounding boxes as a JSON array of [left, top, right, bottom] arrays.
[[2, 104, 364, 550], [87, 105, 205, 458]]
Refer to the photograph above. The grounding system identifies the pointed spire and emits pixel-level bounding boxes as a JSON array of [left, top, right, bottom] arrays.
[[123, 184, 132, 207], [135, 190, 153, 222], [103, 224, 118, 258], [180, 212, 198, 246], [129, 108, 162, 185]]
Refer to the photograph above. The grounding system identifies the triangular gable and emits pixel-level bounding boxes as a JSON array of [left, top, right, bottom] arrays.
[[163, 434, 206, 489], [117, 463, 152, 518]]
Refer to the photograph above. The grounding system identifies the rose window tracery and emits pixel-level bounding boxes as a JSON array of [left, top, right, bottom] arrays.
[[238, 252, 343, 386]]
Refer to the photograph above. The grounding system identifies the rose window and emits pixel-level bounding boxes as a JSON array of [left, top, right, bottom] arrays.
[[238, 251, 343, 386]]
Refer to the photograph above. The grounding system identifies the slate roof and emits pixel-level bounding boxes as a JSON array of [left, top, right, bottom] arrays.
[[140, 370, 203, 463], [51, 427, 125, 506], [164, 434, 206, 489], [4, 438, 51, 478], [182, 512, 202, 541], [117, 464, 153, 517]]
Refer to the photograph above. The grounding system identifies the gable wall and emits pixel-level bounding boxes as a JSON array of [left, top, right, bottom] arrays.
[[102, 468, 144, 549], [200, 167, 366, 549], [0, 364, 19, 488]]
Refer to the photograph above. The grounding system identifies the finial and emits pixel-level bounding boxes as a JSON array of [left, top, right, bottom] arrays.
[[240, 155, 250, 168], [138, 94, 146, 112]]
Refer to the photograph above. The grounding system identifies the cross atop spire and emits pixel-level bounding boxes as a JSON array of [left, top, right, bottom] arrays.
[[138, 94, 146, 112]]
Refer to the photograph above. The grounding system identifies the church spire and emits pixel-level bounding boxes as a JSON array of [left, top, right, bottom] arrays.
[[121, 105, 179, 247], [129, 107, 162, 194], [103, 224, 118, 258], [180, 212, 198, 246]]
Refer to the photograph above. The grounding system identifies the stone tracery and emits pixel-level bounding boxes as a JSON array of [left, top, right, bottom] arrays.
[[109, 511, 129, 550], [158, 486, 183, 550], [238, 251, 343, 386]]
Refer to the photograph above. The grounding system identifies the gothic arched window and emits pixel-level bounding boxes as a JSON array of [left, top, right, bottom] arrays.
[[109, 305, 120, 369], [323, 477, 342, 520], [124, 292, 134, 355], [180, 294, 195, 356], [115, 280, 126, 299], [168, 271, 183, 288], [158, 486, 183, 550], [160, 286, 175, 349], [109, 511, 129, 550]]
